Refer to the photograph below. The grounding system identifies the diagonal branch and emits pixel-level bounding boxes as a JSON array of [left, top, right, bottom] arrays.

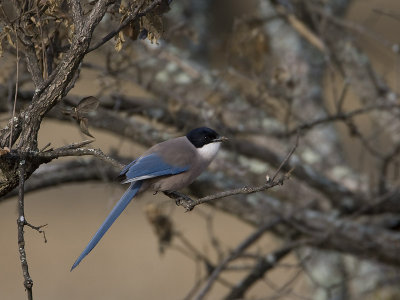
[[193, 218, 282, 300], [224, 242, 299, 300], [36, 144, 123, 169], [68, 0, 84, 33]]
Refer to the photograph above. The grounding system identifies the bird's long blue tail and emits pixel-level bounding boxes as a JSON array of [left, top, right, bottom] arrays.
[[71, 181, 142, 271]]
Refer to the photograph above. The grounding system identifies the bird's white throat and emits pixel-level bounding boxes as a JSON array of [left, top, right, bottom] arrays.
[[197, 142, 221, 162]]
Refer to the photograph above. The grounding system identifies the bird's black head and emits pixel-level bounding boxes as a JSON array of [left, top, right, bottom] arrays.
[[186, 127, 224, 148]]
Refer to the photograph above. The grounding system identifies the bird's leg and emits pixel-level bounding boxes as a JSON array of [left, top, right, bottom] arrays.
[[163, 191, 195, 211]]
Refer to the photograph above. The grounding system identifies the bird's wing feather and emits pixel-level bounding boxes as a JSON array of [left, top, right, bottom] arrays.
[[119, 159, 137, 175], [71, 181, 142, 271], [121, 153, 189, 183]]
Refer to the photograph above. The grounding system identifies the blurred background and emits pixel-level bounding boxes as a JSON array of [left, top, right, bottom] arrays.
[[1, 0, 400, 299]]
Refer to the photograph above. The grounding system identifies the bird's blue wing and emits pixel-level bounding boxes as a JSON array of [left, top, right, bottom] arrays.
[[71, 181, 142, 271], [121, 153, 189, 183], [119, 159, 137, 175]]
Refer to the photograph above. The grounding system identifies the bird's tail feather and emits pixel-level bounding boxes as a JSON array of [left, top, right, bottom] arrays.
[[71, 181, 142, 271]]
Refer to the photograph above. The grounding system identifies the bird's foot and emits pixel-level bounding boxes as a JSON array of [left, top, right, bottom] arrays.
[[163, 191, 195, 211]]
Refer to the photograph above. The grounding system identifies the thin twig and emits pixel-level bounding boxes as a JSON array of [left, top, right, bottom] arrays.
[[35, 145, 123, 169], [17, 157, 33, 300], [25, 222, 48, 243], [271, 134, 299, 182]]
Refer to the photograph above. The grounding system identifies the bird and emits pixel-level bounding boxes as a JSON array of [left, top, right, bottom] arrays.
[[71, 127, 227, 270]]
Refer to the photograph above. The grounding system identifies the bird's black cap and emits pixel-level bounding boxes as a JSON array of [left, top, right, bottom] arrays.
[[186, 127, 225, 148]]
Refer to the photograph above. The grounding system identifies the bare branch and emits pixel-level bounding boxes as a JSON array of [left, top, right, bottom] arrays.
[[17, 157, 33, 300], [1, 159, 119, 200], [36, 144, 123, 169], [166, 177, 286, 212]]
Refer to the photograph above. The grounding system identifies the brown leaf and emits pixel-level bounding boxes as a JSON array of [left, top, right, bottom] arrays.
[[141, 13, 163, 44], [63, 96, 99, 118], [6, 32, 15, 48], [63, 97, 99, 137], [0, 147, 10, 156], [115, 31, 125, 52], [76, 96, 99, 114], [153, 0, 172, 15], [79, 118, 94, 138], [123, 19, 140, 40]]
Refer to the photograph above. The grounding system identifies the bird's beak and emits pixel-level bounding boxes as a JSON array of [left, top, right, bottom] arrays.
[[213, 136, 229, 143]]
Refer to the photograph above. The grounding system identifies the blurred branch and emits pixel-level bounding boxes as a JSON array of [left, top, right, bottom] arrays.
[[273, 1, 325, 52], [224, 242, 298, 300], [279, 1, 400, 146], [0, 159, 118, 200], [277, 103, 400, 138], [0, 86, 362, 212], [194, 218, 282, 300], [35, 141, 123, 169], [2, 158, 400, 271]]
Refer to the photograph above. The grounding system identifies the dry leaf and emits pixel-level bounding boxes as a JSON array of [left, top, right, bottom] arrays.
[[6, 32, 15, 48], [115, 31, 125, 52], [76, 96, 99, 113], [63, 96, 99, 138], [141, 13, 163, 43], [123, 0, 171, 42], [0, 147, 10, 156], [79, 118, 94, 138], [123, 18, 140, 40]]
